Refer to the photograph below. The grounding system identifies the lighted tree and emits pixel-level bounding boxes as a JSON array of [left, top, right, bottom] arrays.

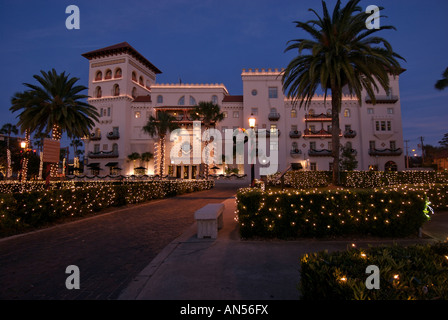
[[142, 111, 179, 177], [282, 0, 404, 185], [10, 69, 99, 177], [0, 123, 18, 178], [190, 101, 225, 179]]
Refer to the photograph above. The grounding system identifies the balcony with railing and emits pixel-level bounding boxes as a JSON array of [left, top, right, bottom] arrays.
[[290, 149, 302, 158], [289, 130, 302, 139], [268, 112, 280, 121], [308, 149, 333, 157], [89, 131, 101, 141], [343, 129, 357, 138], [107, 129, 120, 140], [88, 149, 119, 159], [365, 95, 399, 104], [368, 148, 403, 156], [304, 113, 332, 122], [303, 129, 342, 138]]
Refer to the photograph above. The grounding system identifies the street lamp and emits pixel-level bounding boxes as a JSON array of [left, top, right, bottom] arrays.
[[248, 113, 256, 187], [20, 141, 27, 149]]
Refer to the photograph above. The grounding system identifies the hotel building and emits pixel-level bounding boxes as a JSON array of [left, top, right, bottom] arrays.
[[82, 42, 405, 178]]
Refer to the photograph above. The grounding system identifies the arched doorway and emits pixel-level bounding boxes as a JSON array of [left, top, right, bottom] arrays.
[[385, 161, 397, 171]]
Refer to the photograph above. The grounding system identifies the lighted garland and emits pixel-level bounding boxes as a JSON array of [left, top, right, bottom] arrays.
[[0, 179, 214, 234]]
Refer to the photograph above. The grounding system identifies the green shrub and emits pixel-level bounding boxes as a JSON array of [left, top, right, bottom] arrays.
[[300, 242, 448, 300], [236, 188, 429, 239]]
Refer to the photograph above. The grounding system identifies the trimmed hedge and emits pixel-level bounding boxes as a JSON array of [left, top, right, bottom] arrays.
[[266, 170, 448, 189], [300, 242, 448, 300], [236, 188, 430, 239], [0, 180, 214, 236]]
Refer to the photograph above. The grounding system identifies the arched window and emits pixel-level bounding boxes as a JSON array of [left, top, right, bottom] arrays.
[[105, 69, 112, 80], [189, 96, 196, 105], [345, 141, 352, 149], [211, 95, 218, 104], [344, 108, 351, 118], [270, 107, 277, 113], [139, 76, 144, 86], [132, 87, 137, 99], [95, 86, 102, 98], [291, 142, 298, 151], [114, 68, 122, 78], [132, 72, 137, 82], [290, 109, 297, 118], [157, 95, 163, 104], [95, 71, 102, 81], [178, 96, 185, 106], [113, 84, 120, 96]]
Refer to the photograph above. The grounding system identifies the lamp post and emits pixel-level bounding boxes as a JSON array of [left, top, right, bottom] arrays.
[[248, 113, 256, 187]]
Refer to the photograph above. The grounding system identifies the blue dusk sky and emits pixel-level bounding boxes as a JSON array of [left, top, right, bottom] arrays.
[[0, 0, 447, 153]]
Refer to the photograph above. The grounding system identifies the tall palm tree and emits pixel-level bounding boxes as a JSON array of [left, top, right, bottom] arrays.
[[190, 101, 225, 179], [282, 0, 404, 185], [142, 111, 179, 177], [435, 67, 448, 91], [0, 123, 19, 178], [10, 69, 99, 176]]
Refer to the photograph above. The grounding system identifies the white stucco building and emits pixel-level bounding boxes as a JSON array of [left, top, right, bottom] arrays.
[[82, 42, 405, 178]]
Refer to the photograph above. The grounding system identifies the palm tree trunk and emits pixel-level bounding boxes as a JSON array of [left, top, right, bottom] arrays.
[[160, 136, 165, 176], [331, 88, 342, 185], [51, 124, 62, 178], [21, 130, 30, 182]]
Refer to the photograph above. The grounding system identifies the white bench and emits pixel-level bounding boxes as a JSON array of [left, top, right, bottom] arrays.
[[194, 203, 225, 239]]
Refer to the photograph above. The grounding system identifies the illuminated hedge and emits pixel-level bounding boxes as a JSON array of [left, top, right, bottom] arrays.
[[236, 188, 430, 239], [300, 242, 448, 300], [0, 180, 214, 236], [266, 170, 448, 189]]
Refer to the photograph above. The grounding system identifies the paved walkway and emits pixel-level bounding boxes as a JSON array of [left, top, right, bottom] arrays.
[[119, 198, 446, 300], [0, 182, 246, 299]]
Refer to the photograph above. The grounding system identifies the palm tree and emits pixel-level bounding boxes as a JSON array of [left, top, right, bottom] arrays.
[[10, 69, 99, 176], [141, 152, 154, 171], [190, 101, 225, 179], [435, 67, 448, 91], [282, 0, 404, 185], [127, 152, 141, 167], [0, 123, 19, 178], [142, 111, 179, 176]]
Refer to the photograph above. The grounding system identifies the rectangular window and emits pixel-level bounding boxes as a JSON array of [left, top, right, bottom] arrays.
[[369, 141, 376, 150], [107, 107, 111, 116], [345, 125, 351, 131], [376, 121, 380, 131], [390, 141, 396, 150], [309, 125, 316, 132], [268, 87, 278, 99], [233, 111, 239, 118], [103, 144, 108, 151], [94, 144, 100, 153], [368, 108, 374, 114], [291, 109, 297, 118], [270, 124, 277, 134], [387, 121, 392, 131], [387, 108, 394, 114], [310, 163, 317, 171], [291, 125, 298, 131], [251, 108, 258, 116], [310, 142, 316, 150], [223, 111, 228, 118], [327, 125, 332, 132], [381, 121, 386, 131]]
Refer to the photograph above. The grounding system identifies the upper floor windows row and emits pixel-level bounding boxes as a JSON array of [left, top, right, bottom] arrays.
[[155, 95, 218, 106], [95, 68, 122, 81]]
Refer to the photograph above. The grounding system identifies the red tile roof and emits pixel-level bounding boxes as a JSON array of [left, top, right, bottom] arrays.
[[82, 42, 162, 74], [133, 95, 152, 103], [222, 95, 244, 103]]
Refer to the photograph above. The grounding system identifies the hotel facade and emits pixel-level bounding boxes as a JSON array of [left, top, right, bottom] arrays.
[[82, 42, 405, 179]]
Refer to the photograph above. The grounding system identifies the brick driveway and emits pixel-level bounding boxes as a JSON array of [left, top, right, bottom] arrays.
[[0, 182, 243, 300]]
